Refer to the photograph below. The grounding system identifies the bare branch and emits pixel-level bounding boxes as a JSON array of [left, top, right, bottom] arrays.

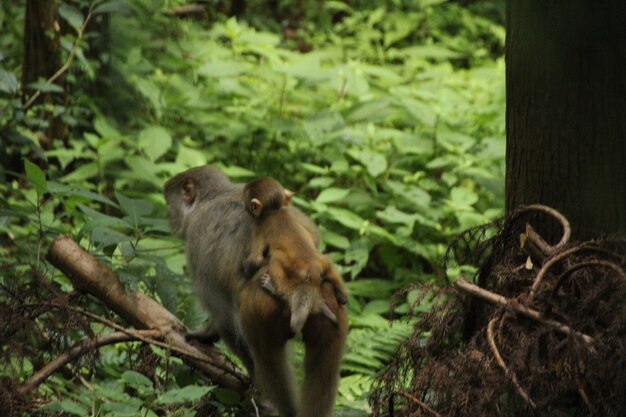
[[18, 330, 159, 395], [454, 277, 594, 345], [487, 318, 536, 408], [46, 234, 250, 392]]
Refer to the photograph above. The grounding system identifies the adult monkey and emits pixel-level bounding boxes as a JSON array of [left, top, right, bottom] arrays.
[[164, 166, 348, 417]]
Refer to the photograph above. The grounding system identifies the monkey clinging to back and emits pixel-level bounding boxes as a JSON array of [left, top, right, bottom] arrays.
[[242, 176, 348, 333], [164, 166, 348, 417]]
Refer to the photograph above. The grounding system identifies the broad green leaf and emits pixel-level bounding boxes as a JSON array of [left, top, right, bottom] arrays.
[[47, 182, 117, 206], [345, 99, 391, 123], [376, 206, 419, 226], [303, 111, 344, 142], [449, 186, 478, 208], [402, 45, 460, 60], [24, 159, 47, 195], [402, 97, 437, 127], [327, 208, 365, 230], [320, 227, 351, 249], [116, 192, 153, 227], [138, 126, 172, 161], [122, 156, 161, 186], [362, 300, 391, 315], [348, 150, 387, 178], [40, 400, 86, 416], [58, 4, 84, 32], [27, 80, 64, 93], [345, 279, 403, 299], [62, 162, 99, 182], [94, 117, 120, 139], [316, 188, 350, 204], [121, 371, 153, 390], [386, 181, 431, 208], [0, 69, 18, 94], [101, 399, 143, 417], [198, 61, 250, 78], [94, 0, 130, 14], [156, 385, 213, 405], [91, 226, 132, 247]]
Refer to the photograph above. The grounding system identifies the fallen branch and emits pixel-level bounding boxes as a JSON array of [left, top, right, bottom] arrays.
[[487, 317, 536, 408], [395, 391, 443, 417], [45, 235, 249, 393], [18, 330, 159, 395], [454, 277, 594, 345]]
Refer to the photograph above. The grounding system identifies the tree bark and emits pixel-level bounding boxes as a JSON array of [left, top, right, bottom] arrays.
[[505, 0, 626, 241], [22, 0, 68, 145]]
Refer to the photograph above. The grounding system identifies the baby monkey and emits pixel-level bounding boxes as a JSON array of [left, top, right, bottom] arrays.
[[243, 177, 348, 333]]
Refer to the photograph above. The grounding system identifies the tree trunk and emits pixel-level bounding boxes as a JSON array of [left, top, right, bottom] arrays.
[[505, 0, 626, 241], [22, 0, 68, 146]]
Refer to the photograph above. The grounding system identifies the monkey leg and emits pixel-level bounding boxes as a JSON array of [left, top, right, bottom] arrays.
[[299, 281, 348, 417], [240, 283, 298, 417], [186, 326, 220, 344]]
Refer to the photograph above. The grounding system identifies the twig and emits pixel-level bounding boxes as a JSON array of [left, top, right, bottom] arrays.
[[395, 391, 443, 417], [520, 223, 553, 263], [167, 4, 206, 16], [23, 2, 95, 110], [529, 245, 613, 301], [17, 330, 160, 395], [487, 318, 536, 408], [251, 398, 260, 417], [66, 305, 223, 368], [520, 204, 571, 249], [454, 278, 594, 345], [552, 259, 626, 297]]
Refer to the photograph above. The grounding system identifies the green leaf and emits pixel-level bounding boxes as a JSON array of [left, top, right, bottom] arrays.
[[376, 206, 419, 226], [116, 192, 154, 228], [386, 181, 431, 209], [327, 208, 365, 230], [121, 371, 153, 390], [345, 279, 402, 299], [138, 126, 172, 161], [346, 99, 392, 123], [93, 0, 130, 14], [0, 69, 18, 94], [27, 80, 64, 93], [303, 111, 345, 142], [40, 400, 87, 416], [62, 162, 99, 182], [198, 61, 250, 78], [402, 97, 437, 127], [316, 188, 350, 204], [449, 186, 478, 209], [91, 226, 132, 247], [320, 227, 351, 250], [348, 150, 387, 178], [156, 385, 213, 405], [24, 159, 47, 195], [59, 4, 84, 32], [47, 181, 118, 206], [101, 399, 143, 417]]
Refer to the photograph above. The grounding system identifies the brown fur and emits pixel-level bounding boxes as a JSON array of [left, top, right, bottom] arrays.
[[165, 166, 348, 417]]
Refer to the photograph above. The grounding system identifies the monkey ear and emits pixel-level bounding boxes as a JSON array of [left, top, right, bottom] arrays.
[[284, 189, 294, 206], [249, 198, 263, 217], [181, 179, 196, 205]]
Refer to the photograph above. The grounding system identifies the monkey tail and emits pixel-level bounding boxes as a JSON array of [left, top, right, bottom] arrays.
[[289, 284, 337, 334]]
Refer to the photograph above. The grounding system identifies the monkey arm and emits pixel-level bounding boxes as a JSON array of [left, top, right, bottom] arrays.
[[321, 257, 349, 305]]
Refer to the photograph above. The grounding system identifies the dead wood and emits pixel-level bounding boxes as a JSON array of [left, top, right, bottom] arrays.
[[371, 205, 626, 417], [42, 234, 249, 393]]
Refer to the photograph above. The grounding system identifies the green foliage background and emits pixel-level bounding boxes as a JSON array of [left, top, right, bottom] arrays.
[[0, 0, 505, 415]]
